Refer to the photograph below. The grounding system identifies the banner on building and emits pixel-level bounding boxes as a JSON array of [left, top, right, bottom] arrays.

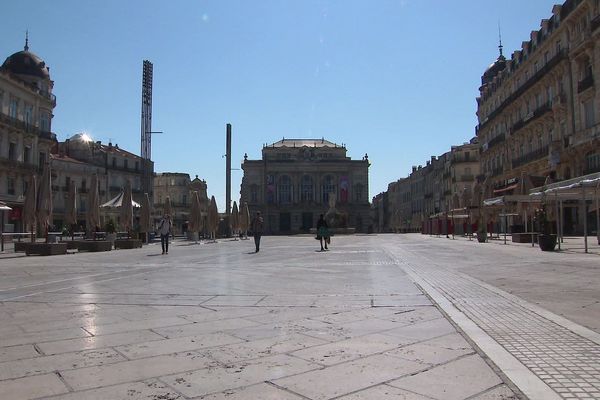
[[340, 176, 349, 203]]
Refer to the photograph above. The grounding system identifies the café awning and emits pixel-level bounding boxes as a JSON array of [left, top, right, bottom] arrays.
[[100, 191, 141, 208]]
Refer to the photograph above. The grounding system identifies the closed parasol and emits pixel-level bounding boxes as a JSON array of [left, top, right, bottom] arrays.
[[189, 191, 201, 234], [461, 186, 472, 209], [139, 192, 152, 234], [36, 163, 53, 241], [240, 201, 250, 237], [86, 174, 100, 238], [451, 192, 460, 210], [231, 201, 240, 237], [120, 180, 133, 234], [208, 196, 218, 239], [22, 174, 37, 241], [64, 180, 78, 229]]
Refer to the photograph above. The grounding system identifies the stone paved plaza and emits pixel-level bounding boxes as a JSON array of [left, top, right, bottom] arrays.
[[0, 234, 599, 399]]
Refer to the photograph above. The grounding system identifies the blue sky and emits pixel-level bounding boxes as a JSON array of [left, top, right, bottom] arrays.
[[2, 0, 557, 208]]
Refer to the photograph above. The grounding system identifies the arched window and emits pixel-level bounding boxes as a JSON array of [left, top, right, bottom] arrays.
[[278, 175, 292, 204], [250, 184, 258, 203], [322, 175, 336, 204], [300, 175, 313, 202]]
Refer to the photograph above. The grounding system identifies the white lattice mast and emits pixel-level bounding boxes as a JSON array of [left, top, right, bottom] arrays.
[[141, 60, 153, 160]]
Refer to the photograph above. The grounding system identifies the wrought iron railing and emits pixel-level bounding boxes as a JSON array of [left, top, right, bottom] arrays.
[[577, 74, 594, 93], [0, 112, 56, 140], [512, 145, 549, 169]]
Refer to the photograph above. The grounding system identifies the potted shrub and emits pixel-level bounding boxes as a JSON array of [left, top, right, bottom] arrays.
[[105, 219, 117, 246], [534, 205, 557, 251]]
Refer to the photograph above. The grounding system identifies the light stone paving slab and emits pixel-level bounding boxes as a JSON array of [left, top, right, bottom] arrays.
[[161, 353, 320, 398], [0, 348, 126, 380], [272, 353, 427, 400], [372, 294, 433, 307], [0, 344, 39, 363], [1, 326, 91, 347], [336, 384, 435, 399], [201, 295, 265, 306], [307, 306, 407, 325], [81, 315, 191, 336], [290, 332, 415, 366], [17, 314, 129, 333], [243, 307, 337, 324], [200, 333, 329, 365], [115, 332, 244, 359], [385, 333, 474, 365], [36, 329, 165, 355], [153, 317, 262, 339], [375, 306, 444, 325], [255, 295, 320, 307], [221, 321, 296, 342], [470, 384, 519, 399], [389, 354, 503, 400], [0, 373, 69, 399], [181, 306, 276, 323], [0, 325, 27, 337], [195, 382, 305, 399], [60, 350, 216, 391], [382, 317, 456, 341], [299, 317, 403, 342], [44, 379, 184, 400]]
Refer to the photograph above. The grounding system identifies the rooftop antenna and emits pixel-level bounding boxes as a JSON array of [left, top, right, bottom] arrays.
[[24, 30, 29, 51], [498, 22, 503, 58]]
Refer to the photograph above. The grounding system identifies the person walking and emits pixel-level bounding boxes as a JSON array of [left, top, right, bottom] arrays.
[[250, 211, 264, 252], [158, 214, 173, 254], [316, 214, 330, 251]]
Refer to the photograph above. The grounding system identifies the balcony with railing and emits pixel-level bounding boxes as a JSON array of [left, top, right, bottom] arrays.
[[577, 74, 594, 93], [452, 156, 473, 164], [487, 134, 505, 151], [511, 102, 552, 135], [0, 112, 56, 140], [40, 91, 57, 107], [512, 145, 549, 169]]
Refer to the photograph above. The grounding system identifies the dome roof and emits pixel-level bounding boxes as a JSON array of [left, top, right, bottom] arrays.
[[69, 133, 94, 143], [1, 46, 50, 80], [481, 55, 506, 85]]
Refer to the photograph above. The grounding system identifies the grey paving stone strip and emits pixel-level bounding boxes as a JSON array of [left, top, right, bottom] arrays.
[[385, 246, 600, 400]]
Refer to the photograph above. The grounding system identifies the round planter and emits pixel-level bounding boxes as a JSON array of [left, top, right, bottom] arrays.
[[538, 233, 557, 251]]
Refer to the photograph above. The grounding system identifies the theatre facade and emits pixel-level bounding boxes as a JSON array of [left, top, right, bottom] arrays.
[[240, 139, 370, 234]]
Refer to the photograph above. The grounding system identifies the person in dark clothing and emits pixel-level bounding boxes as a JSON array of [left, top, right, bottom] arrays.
[[316, 214, 330, 251], [250, 211, 264, 252]]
